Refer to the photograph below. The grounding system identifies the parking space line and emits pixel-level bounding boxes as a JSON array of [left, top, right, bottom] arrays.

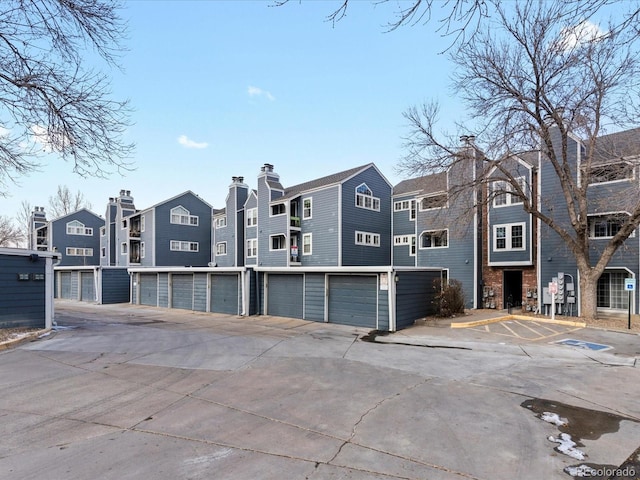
[[532, 327, 583, 342], [529, 321, 561, 334], [500, 321, 523, 339], [514, 320, 547, 337]]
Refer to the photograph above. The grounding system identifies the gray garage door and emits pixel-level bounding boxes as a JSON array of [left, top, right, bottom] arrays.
[[328, 275, 377, 328], [80, 272, 95, 302], [60, 271, 73, 299], [210, 274, 239, 315], [139, 274, 158, 306], [171, 274, 193, 310], [267, 274, 303, 319]]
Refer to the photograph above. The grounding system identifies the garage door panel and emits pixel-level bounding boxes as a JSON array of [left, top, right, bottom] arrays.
[[80, 272, 95, 302], [60, 272, 72, 299], [139, 274, 158, 306], [328, 275, 377, 328], [211, 274, 239, 315], [172, 274, 194, 310], [267, 274, 303, 319]]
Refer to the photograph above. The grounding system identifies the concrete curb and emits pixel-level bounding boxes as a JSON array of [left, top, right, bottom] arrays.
[[451, 314, 586, 329], [0, 329, 51, 351]]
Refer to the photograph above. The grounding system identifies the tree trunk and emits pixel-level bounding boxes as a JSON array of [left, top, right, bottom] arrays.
[[579, 272, 599, 322]]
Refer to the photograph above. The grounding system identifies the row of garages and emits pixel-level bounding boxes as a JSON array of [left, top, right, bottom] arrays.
[[55, 267, 130, 304], [128, 267, 442, 331]]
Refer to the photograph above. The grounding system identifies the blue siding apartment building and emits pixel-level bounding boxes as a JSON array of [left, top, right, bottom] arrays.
[[28, 124, 639, 324]]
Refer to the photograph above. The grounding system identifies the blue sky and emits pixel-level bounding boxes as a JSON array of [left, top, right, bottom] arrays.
[[5, 0, 464, 220]]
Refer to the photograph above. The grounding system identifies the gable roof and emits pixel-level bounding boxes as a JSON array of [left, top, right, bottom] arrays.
[[276, 163, 375, 201], [138, 190, 213, 214], [590, 127, 640, 164], [50, 207, 104, 223], [393, 171, 447, 197]]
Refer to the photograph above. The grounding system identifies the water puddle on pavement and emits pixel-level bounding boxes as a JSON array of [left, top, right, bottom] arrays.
[[521, 398, 639, 479], [360, 330, 471, 349]]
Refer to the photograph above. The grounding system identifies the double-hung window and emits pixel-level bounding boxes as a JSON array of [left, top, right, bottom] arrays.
[[493, 223, 525, 251]]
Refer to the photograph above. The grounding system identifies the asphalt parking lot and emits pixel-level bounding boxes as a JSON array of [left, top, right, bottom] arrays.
[[1, 301, 639, 479]]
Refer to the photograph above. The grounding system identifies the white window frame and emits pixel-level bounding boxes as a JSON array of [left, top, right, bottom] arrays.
[[100, 226, 106, 236], [141, 215, 146, 232], [493, 178, 527, 207], [101, 247, 106, 258], [419, 193, 448, 211], [66, 247, 93, 256], [493, 223, 526, 251], [302, 233, 312, 255], [66, 220, 93, 236], [410, 236, 416, 256], [355, 183, 381, 212], [355, 230, 381, 247], [247, 238, 258, 258], [588, 213, 634, 239], [270, 234, 287, 251], [121, 242, 128, 255], [419, 230, 449, 249], [170, 240, 199, 252], [394, 235, 415, 246], [588, 161, 635, 185], [246, 208, 257, 226], [270, 203, 286, 217], [140, 242, 145, 259], [303, 198, 312, 220], [216, 242, 227, 256], [215, 216, 227, 229], [171, 206, 199, 226]]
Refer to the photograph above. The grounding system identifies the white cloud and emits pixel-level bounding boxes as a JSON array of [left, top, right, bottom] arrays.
[[31, 124, 70, 153], [248, 85, 275, 101], [178, 135, 208, 149], [558, 20, 608, 50]]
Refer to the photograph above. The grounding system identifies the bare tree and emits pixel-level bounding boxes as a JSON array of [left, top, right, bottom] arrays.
[[48, 185, 92, 218], [0, 215, 23, 247], [400, 0, 640, 320], [0, 0, 134, 195], [15, 200, 33, 248]]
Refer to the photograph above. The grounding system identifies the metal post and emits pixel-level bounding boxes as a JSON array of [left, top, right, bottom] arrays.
[[629, 290, 632, 330]]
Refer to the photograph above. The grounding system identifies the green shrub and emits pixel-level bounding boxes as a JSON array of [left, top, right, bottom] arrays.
[[432, 278, 465, 317]]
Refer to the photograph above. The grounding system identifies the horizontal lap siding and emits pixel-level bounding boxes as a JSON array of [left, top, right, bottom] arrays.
[[395, 271, 440, 329], [304, 273, 325, 321], [0, 255, 47, 328], [158, 274, 169, 308]]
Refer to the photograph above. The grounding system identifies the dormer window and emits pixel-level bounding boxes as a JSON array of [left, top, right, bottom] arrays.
[[589, 162, 634, 185], [171, 206, 199, 226], [66, 220, 93, 236], [355, 183, 380, 211]]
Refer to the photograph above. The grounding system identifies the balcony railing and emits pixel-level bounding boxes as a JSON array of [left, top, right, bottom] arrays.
[[290, 216, 300, 228]]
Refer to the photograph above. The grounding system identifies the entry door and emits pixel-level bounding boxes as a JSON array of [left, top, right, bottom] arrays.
[[503, 271, 522, 308]]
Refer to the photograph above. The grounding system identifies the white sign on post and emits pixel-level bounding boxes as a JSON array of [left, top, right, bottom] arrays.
[[625, 278, 636, 291], [549, 282, 558, 295]]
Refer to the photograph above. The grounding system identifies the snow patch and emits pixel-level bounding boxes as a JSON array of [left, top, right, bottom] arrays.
[[548, 433, 586, 460], [540, 411, 568, 426]]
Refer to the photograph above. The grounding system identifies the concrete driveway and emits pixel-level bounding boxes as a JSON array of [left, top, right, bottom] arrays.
[[1, 301, 639, 479]]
